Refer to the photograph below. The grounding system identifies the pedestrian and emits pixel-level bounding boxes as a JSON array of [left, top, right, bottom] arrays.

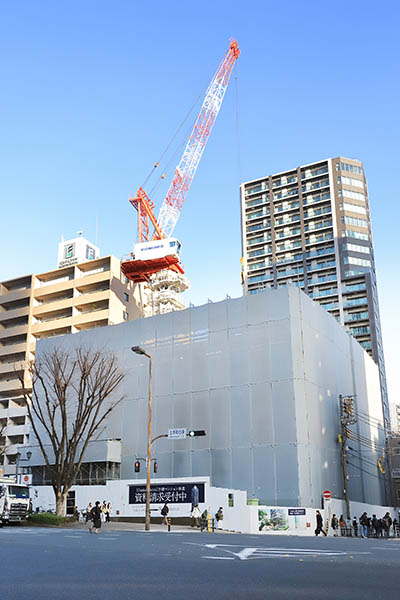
[[215, 507, 224, 530], [89, 501, 102, 534], [383, 512, 392, 537], [359, 512, 369, 538], [339, 514, 346, 536], [201, 508, 208, 525], [315, 510, 326, 536], [331, 514, 339, 536], [352, 516, 358, 537], [73, 505, 80, 522], [377, 518, 384, 538], [106, 502, 111, 523], [372, 514, 379, 538], [191, 504, 201, 528], [85, 502, 93, 523], [101, 501, 107, 523], [393, 518, 399, 537], [161, 502, 169, 525]]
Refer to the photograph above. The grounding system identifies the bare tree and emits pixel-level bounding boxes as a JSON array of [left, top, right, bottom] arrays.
[[20, 346, 125, 516]]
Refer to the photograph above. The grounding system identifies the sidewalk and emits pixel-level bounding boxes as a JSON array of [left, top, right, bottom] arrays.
[[65, 520, 225, 533]]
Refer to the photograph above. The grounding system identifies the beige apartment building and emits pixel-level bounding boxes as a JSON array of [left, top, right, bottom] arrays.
[[0, 238, 145, 475]]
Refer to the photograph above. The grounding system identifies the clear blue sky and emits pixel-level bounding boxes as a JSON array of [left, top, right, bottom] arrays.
[[0, 1, 399, 403]]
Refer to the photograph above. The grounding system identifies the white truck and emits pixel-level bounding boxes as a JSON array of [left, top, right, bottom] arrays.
[[0, 478, 31, 527]]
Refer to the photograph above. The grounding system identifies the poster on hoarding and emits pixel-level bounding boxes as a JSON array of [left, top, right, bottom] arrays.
[[258, 508, 289, 531], [128, 483, 205, 506]]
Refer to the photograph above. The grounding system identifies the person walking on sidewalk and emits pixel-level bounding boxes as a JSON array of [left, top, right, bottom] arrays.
[[161, 503, 169, 525], [315, 510, 326, 536], [191, 504, 201, 528], [331, 514, 339, 536], [89, 501, 102, 535], [85, 502, 93, 523], [215, 507, 224, 530], [360, 512, 369, 538]]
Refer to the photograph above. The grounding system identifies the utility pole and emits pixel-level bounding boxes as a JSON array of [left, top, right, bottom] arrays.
[[339, 395, 357, 520]]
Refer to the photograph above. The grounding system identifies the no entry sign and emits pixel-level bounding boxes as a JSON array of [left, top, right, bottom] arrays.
[[323, 490, 331, 500]]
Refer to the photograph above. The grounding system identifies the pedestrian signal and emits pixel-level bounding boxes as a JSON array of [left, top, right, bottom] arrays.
[[134, 460, 140, 473], [154, 461, 158, 473]]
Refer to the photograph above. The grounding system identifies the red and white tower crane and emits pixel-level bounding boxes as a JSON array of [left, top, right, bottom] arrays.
[[121, 40, 240, 284]]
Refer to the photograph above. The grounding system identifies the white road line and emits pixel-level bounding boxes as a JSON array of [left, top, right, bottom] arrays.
[[203, 556, 235, 560]]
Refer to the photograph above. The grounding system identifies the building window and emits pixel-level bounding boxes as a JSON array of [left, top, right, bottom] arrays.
[[344, 257, 371, 268], [342, 230, 369, 241], [339, 202, 367, 215], [124, 292, 129, 302], [343, 243, 370, 255], [64, 244, 74, 259], [123, 311, 129, 321], [341, 216, 368, 228], [339, 162, 363, 175]]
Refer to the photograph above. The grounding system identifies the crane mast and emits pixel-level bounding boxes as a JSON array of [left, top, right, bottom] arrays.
[[121, 39, 240, 286]]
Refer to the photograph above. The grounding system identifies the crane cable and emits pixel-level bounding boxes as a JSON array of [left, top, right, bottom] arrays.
[[141, 66, 217, 192]]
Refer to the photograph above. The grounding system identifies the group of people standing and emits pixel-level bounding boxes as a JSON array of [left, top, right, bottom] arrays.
[[86, 500, 112, 534], [160, 503, 224, 529], [326, 512, 398, 538]]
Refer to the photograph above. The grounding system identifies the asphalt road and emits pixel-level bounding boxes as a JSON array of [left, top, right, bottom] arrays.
[[0, 526, 399, 600]]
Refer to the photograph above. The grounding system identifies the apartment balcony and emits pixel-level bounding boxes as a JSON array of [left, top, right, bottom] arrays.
[[73, 309, 110, 327], [31, 316, 72, 335], [0, 324, 29, 340], [0, 405, 26, 420], [0, 342, 28, 358], [0, 379, 23, 396], [0, 306, 30, 323], [74, 270, 112, 290], [0, 287, 31, 306], [33, 297, 74, 316], [0, 361, 25, 377], [74, 289, 110, 309], [4, 423, 30, 437]]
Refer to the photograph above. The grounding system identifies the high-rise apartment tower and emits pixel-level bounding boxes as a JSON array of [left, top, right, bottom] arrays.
[[240, 157, 389, 426]]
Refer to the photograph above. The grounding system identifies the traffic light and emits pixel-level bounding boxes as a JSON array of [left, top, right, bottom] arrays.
[[134, 460, 140, 473], [188, 430, 206, 437], [154, 461, 158, 473]]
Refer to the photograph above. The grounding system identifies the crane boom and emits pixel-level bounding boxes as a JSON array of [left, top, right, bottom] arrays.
[[156, 40, 240, 238], [121, 39, 239, 284]]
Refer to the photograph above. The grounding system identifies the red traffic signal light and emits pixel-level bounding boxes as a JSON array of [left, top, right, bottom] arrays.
[[154, 461, 158, 473], [134, 460, 140, 473]]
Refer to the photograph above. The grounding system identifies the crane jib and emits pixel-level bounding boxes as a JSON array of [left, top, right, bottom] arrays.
[[122, 39, 240, 283]]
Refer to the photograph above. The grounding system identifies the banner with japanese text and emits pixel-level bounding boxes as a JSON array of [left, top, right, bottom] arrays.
[[128, 483, 205, 505]]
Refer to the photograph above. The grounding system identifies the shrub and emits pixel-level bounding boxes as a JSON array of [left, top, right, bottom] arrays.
[[28, 512, 74, 526]]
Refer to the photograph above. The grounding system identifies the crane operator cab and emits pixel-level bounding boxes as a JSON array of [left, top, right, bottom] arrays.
[[133, 238, 182, 262]]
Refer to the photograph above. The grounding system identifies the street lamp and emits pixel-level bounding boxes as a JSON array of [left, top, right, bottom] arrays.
[[15, 451, 32, 484], [131, 346, 152, 532]]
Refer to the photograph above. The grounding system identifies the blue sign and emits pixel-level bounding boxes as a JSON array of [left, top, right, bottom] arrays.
[[288, 508, 306, 516]]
